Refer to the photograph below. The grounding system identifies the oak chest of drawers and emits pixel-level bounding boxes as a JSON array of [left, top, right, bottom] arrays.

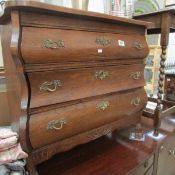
[[0, 1, 149, 174]]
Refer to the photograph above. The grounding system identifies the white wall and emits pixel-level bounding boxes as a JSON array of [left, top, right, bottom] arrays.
[[166, 0, 175, 6], [41, 0, 106, 13], [88, 0, 105, 13], [155, 0, 165, 9], [47, 0, 72, 7], [167, 33, 175, 59]]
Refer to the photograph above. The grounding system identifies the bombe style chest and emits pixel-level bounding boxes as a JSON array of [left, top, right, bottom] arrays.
[[0, 1, 149, 172]]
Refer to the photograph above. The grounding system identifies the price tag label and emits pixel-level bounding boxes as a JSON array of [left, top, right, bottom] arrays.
[[98, 49, 103, 53], [118, 40, 125, 47]]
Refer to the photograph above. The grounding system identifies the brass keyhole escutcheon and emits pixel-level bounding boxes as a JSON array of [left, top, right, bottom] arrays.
[[96, 101, 110, 111], [42, 39, 65, 49], [130, 72, 142, 80], [95, 70, 109, 80]]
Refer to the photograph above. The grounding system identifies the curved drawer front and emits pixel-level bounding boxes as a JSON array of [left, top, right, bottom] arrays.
[[29, 88, 147, 149], [21, 27, 149, 64], [28, 64, 145, 108]]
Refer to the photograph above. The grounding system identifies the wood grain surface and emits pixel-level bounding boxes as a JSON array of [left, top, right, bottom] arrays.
[[28, 64, 145, 108]]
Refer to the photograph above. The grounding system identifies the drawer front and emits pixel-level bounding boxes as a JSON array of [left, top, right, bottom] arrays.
[[29, 88, 147, 149], [28, 64, 145, 108], [157, 135, 175, 175], [131, 154, 154, 175], [21, 27, 149, 64], [145, 166, 153, 175]]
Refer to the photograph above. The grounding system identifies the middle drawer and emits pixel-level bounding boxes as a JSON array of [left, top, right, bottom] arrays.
[[28, 64, 145, 108]]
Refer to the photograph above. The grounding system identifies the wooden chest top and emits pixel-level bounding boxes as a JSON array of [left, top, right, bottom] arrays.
[[0, 1, 149, 27]]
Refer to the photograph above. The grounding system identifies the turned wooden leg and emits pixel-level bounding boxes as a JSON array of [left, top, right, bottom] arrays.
[[26, 156, 39, 175], [154, 46, 167, 136]]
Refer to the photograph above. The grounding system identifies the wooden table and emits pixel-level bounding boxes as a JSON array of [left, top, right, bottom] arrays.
[[37, 123, 167, 175], [157, 114, 175, 175], [134, 9, 175, 135], [36, 112, 175, 175]]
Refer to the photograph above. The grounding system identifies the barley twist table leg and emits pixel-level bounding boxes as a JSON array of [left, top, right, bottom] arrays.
[[154, 46, 167, 136]]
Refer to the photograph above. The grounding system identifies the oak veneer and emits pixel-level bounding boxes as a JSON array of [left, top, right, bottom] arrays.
[[29, 88, 147, 149], [28, 64, 145, 108], [21, 27, 148, 64], [0, 1, 149, 174]]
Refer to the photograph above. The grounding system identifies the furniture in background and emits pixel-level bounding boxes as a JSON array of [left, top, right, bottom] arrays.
[[157, 114, 175, 175], [134, 9, 175, 136], [36, 114, 175, 175], [158, 135, 175, 175], [0, 1, 149, 174], [37, 124, 159, 175], [164, 54, 175, 101], [164, 74, 175, 101], [142, 109, 175, 175]]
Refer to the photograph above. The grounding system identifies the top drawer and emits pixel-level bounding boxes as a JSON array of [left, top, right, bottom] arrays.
[[21, 27, 149, 64]]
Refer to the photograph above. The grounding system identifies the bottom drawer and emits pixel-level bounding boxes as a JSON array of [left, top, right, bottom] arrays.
[[145, 165, 153, 175], [131, 154, 154, 175], [29, 88, 147, 149]]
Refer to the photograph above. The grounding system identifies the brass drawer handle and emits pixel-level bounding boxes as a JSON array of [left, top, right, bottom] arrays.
[[168, 149, 175, 156], [133, 42, 144, 50], [42, 39, 65, 49], [131, 97, 141, 106], [47, 118, 66, 130], [144, 160, 149, 168], [130, 72, 142, 80], [95, 70, 109, 80], [40, 80, 62, 92], [96, 101, 110, 110]]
